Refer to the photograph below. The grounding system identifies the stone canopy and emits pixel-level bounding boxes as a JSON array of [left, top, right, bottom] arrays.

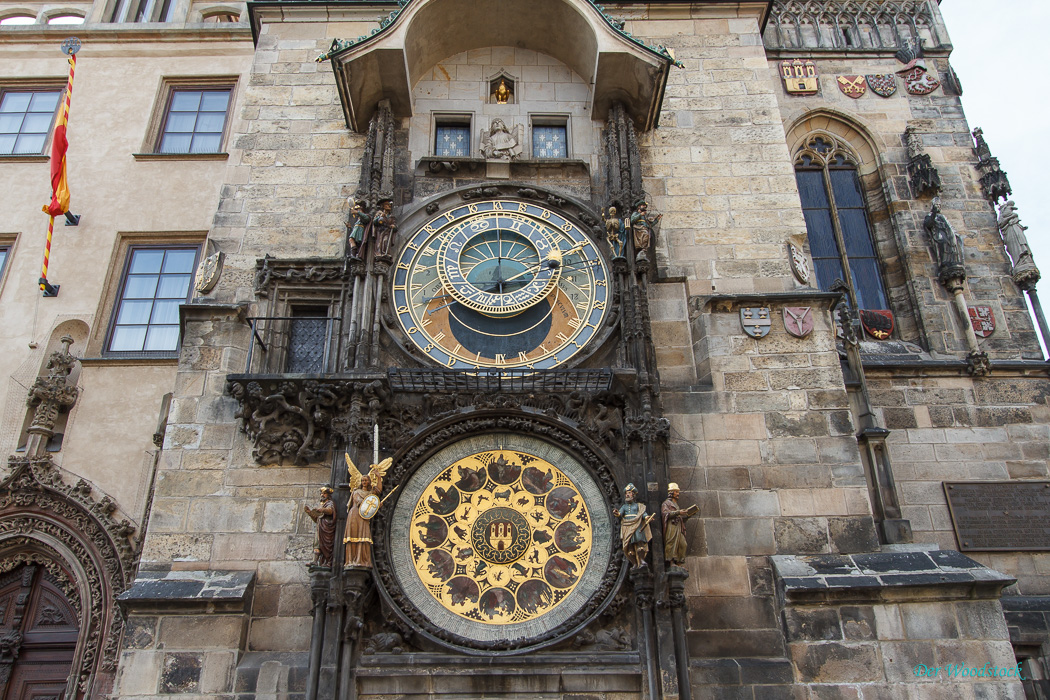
[[321, 0, 675, 131]]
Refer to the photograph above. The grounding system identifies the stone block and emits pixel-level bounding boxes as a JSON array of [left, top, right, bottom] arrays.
[[783, 607, 842, 641], [187, 499, 260, 533], [719, 490, 780, 517], [249, 615, 311, 651], [705, 518, 775, 556], [955, 601, 1010, 641], [688, 595, 777, 630], [841, 606, 877, 641], [161, 652, 202, 693], [790, 641, 882, 683], [688, 628, 786, 658], [115, 649, 161, 695], [124, 615, 158, 650], [686, 555, 750, 597], [775, 517, 830, 554], [901, 602, 960, 640], [829, 517, 880, 554], [159, 615, 247, 650], [140, 533, 214, 564], [880, 640, 936, 683]]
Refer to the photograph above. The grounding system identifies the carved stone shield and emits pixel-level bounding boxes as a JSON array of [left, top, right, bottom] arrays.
[[740, 307, 772, 338], [780, 59, 818, 95], [866, 74, 897, 98], [359, 493, 381, 520], [899, 66, 940, 95], [837, 75, 866, 98], [783, 307, 814, 339], [788, 242, 810, 285], [860, 309, 895, 340], [194, 251, 224, 294], [969, 306, 996, 338]]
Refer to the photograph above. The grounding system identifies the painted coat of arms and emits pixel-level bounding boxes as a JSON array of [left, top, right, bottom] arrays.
[[899, 66, 940, 95], [837, 75, 866, 98], [969, 306, 996, 338], [783, 307, 814, 339], [741, 307, 772, 338], [788, 242, 810, 284], [780, 59, 818, 95], [865, 74, 897, 98], [860, 309, 895, 340]]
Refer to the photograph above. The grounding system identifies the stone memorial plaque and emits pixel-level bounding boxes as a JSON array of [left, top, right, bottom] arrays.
[[945, 481, 1050, 551]]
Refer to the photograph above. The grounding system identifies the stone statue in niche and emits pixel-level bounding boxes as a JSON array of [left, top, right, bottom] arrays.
[[343, 453, 394, 568], [603, 205, 626, 259], [923, 202, 964, 272], [630, 200, 661, 253], [661, 482, 698, 567], [613, 483, 653, 568], [998, 200, 1038, 278], [346, 199, 372, 259], [373, 199, 397, 258], [305, 486, 336, 568], [494, 78, 511, 104], [480, 118, 523, 160]]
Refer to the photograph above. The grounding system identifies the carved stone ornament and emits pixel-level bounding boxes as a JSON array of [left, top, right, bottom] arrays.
[[193, 251, 224, 295], [227, 372, 627, 466], [781, 59, 818, 95], [0, 456, 135, 693], [783, 307, 814, 339], [898, 63, 940, 95], [973, 128, 1012, 205], [837, 75, 866, 98], [905, 126, 941, 198], [740, 307, 772, 338], [998, 200, 1041, 287], [25, 336, 79, 458], [479, 118, 523, 160], [860, 309, 894, 340], [788, 242, 810, 284], [253, 256, 350, 298], [865, 74, 897, 98], [969, 306, 996, 339]]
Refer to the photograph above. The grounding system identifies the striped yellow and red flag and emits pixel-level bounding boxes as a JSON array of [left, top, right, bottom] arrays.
[[42, 53, 75, 217]]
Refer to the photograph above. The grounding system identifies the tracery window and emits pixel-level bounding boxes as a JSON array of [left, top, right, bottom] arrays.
[[794, 134, 889, 311]]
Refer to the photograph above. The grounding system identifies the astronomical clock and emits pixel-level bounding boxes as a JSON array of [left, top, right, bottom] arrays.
[[375, 195, 625, 653], [391, 199, 610, 370]]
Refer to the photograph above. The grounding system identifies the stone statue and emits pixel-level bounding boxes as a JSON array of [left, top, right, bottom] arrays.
[[304, 486, 336, 568], [480, 118, 523, 160], [998, 200, 1037, 274], [373, 199, 397, 258], [661, 483, 698, 567], [923, 202, 964, 271], [346, 199, 372, 259], [603, 206, 625, 258], [630, 201, 661, 252], [343, 453, 394, 568], [613, 483, 652, 568]]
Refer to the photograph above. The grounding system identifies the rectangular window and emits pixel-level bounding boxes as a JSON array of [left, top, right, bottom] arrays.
[[0, 247, 8, 280], [107, 246, 199, 354], [0, 89, 62, 155], [435, 121, 470, 157], [532, 124, 567, 159], [157, 88, 231, 154], [285, 306, 331, 373], [108, 0, 176, 23]]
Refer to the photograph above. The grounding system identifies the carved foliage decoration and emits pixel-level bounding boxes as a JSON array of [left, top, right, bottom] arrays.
[[766, 0, 941, 52], [0, 456, 136, 692], [26, 335, 79, 441], [227, 374, 629, 466], [253, 256, 350, 299], [602, 102, 644, 213]]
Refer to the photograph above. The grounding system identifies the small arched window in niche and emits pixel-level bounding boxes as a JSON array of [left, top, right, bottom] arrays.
[[489, 74, 515, 105], [794, 133, 889, 312]]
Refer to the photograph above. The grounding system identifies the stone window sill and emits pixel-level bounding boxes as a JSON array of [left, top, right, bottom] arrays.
[[132, 152, 229, 161], [0, 154, 49, 163]]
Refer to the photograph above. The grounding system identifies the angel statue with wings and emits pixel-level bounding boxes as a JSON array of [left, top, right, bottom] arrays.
[[343, 453, 394, 569]]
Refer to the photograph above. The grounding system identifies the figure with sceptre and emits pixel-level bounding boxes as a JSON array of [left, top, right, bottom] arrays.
[[613, 483, 654, 568]]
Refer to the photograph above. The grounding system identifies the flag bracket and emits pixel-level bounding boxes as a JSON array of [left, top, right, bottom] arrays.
[[39, 278, 60, 298], [64, 212, 80, 226]]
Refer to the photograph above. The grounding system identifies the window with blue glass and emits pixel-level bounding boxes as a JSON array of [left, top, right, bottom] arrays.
[[157, 88, 231, 154], [108, 246, 199, 354], [795, 135, 888, 311], [435, 123, 470, 157], [532, 124, 567, 159], [0, 246, 9, 281]]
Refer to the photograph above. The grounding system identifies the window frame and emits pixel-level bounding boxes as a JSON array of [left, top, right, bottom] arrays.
[[137, 76, 237, 159], [529, 114, 570, 160], [0, 233, 16, 300], [0, 82, 65, 159], [432, 112, 472, 158], [103, 243, 201, 359], [794, 133, 891, 314]]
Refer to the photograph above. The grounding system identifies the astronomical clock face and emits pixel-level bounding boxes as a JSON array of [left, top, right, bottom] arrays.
[[392, 200, 610, 369], [387, 433, 613, 648]]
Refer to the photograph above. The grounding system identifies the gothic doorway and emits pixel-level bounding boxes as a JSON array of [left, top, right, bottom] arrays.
[[0, 564, 78, 700]]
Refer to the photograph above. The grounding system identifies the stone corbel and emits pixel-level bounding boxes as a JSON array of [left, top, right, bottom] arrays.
[[24, 335, 80, 458], [905, 125, 940, 198]]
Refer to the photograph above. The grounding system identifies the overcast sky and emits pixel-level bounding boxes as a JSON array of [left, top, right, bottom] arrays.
[[938, 1, 1050, 357]]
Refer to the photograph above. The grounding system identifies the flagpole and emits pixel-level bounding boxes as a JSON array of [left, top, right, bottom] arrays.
[[39, 37, 80, 298]]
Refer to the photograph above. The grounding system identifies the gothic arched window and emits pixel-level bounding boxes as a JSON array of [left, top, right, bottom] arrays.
[[795, 134, 889, 311]]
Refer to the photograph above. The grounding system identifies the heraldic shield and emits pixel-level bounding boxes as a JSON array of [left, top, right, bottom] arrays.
[[860, 309, 895, 340], [837, 75, 866, 98], [969, 306, 996, 338], [866, 74, 897, 98], [359, 493, 381, 519], [783, 307, 814, 338], [741, 307, 772, 338]]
